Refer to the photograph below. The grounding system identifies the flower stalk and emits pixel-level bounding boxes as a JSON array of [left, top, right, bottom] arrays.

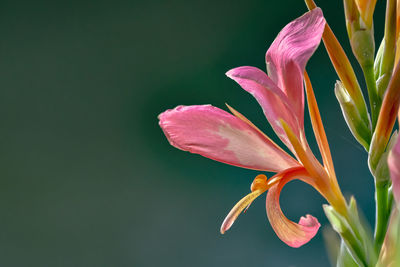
[[374, 181, 390, 254]]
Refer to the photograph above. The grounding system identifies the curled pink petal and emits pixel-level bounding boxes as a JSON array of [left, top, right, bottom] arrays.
[[266, 7, 326, 129], [158, 105, 299, 172], [388, 134, 400, 205], [226, 66, 299, 151], [266, 168, 320, 248]]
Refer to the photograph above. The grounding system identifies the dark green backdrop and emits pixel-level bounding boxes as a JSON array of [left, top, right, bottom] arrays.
[[0, 0, 386, 266]]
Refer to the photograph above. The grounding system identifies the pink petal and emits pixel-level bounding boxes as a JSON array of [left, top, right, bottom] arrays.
[[266, 168, 320, 247], [158, 105, 299, 172], [266, 8, 326, 129], [388, 135, 400, 205], [226, 66, 300, 151]]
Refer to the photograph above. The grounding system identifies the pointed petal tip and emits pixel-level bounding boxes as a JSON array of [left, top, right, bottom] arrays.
[[159, 105, 206, 122], [310, 6, 322, 16], [305, 6, 323, 22], [225, 69, 233, 78], [225, 66, 256, 80], [225, 66, 301, 151], [225, 68, 239, 79]]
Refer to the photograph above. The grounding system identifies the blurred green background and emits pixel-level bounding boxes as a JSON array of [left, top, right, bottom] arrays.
[[0, 0, 387, 266]]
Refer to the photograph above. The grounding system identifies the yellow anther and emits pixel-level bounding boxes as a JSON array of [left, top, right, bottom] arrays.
[[251, 174, 268, 192]]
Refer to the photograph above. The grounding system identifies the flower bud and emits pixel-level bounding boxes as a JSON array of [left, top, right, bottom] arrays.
[[344, 0, 375, 68], [335, 81, 371, 150], [337, 241, 358, 267], [323, 205, 365, 266], [350, 28, 375, 68], [354, 0, 377, 29], [374, 0, 396, 98], [374, 131, 398, 183]]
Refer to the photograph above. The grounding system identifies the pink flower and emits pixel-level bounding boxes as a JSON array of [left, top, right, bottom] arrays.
[[159, 8, 346, 248]]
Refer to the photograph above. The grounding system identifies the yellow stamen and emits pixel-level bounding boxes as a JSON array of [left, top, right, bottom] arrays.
[[250, 174, 268, 192], [220, 189, 265, 234], [220, 171, 288, 234]]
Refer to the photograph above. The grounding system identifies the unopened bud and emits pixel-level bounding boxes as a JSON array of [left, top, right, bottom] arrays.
[[354, 0, 377, 29], [323, 204, 366, 266], [374, 131, 398, 182], [351, 28, 375, 68], [335, 81, 372, 150], [344, 0, 375, 68], [323, 205, 347, 234]]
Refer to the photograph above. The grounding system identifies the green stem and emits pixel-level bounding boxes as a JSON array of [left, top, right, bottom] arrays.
[[374, 181, 389, 254], [342, 230, 368, 267], [362, 64, 381, 130], [388, 187, 394, 215]]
